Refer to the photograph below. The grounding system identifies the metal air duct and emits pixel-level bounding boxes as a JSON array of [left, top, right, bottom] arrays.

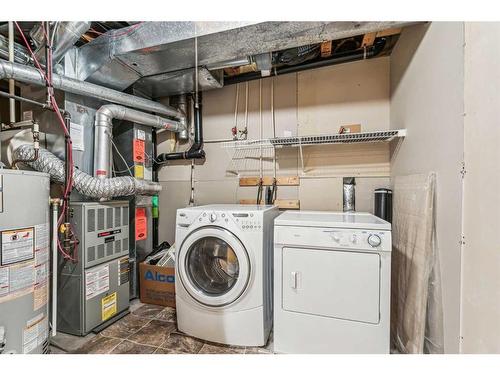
[[94, 104, 187, 178], [0, 60, 185, 121], [35, 22, 91, 65]]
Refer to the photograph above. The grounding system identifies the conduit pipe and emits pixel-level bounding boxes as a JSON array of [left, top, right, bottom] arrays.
[[156, 93, 205, 162], [12, 144, 162, 199], [94, 104, 187, 178], [50, 198, 60, 337], [0, 60, 185, 121]]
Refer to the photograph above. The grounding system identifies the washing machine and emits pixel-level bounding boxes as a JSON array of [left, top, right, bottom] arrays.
[[175, 204, 279, 347], [273, 211, 392, 354]]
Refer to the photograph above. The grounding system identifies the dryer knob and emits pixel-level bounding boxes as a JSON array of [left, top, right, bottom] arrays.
[[209, 213, 218, 223], [367, 234, 381, 247]]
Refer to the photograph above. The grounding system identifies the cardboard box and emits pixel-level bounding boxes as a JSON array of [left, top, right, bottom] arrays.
[[338, 124, 361, 134], [139, 262, 176, 308]]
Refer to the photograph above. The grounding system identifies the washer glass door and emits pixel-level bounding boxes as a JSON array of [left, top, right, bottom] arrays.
[[178, 227, 250, 306]]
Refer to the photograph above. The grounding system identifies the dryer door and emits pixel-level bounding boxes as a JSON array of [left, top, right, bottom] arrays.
[[177, 226, 250, 307]]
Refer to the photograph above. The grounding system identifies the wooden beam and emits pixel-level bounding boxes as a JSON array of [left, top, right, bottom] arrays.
[[239, 199, 300, 210], [361, 32, 377, 47], [320, 41, 332, 58], [376, 28, 402, 38], [239, 176, 299, 187]]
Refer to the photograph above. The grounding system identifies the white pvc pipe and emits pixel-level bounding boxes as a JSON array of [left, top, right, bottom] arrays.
[[51, 200, 59, 337]]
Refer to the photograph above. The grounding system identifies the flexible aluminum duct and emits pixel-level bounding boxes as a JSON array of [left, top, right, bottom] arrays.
[[94, 104, 187, 178], [13, 144, 162, 199], [0, 60, 185, 120]]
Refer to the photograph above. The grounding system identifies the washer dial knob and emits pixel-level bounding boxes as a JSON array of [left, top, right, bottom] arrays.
[[209, 213, 218, 223], [367, 234, 381, 247]]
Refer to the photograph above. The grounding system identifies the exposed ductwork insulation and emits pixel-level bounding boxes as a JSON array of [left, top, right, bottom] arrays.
[[13, 144, 162, 199]]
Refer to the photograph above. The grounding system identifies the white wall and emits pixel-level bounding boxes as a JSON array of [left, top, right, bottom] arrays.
[[461, 22, 500, 353], [157, 57, 392, 244], [390, 22, 464, 353]]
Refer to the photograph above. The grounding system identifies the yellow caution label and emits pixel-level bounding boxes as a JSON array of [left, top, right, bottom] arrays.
[[101, 292, 117, 321], [134, 165, 144, 179]]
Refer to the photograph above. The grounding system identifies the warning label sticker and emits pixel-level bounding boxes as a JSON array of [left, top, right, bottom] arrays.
[[101, 292, 117, 321], [34, 282, 48, 311], [35, 247, 49, 266], [35, 223, 49, 251], [133, 139, 145, 163], [10, 262, 34, 293], [34, 263, 48, 285], [135, 208, 147, 241], [85, 264, 110, 300], [23, 313, 47, 353], [134, 164, 144, 179], [118, 257, 129, 286], [1, 227, 35, 265], [0, 266, 9, 297]]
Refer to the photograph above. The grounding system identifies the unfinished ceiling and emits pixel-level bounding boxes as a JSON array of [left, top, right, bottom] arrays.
[[73, 21, 417, 98]]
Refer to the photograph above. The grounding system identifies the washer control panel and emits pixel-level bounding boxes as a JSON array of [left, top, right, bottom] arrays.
[[231, 212, 262, 231], [177, 210, 262, 232]]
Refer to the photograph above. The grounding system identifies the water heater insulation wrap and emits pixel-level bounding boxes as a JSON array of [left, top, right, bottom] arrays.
[[13, 145, 162, 199]]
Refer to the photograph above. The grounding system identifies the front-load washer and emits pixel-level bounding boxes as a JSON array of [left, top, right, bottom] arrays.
[[273, 211, 392, 354], [175, 204, 279, 347]]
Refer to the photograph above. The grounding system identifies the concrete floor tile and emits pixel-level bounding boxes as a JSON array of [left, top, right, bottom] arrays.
[[198, 342, 246, 354], [128, 319, 176, 347], [160, 332, 204, 354], [100, 313, 151, 339], [155, 307, 176, 323], [110, 340, 157, 354], [131, 304, 165, 319], [73, 336, 122, 354]]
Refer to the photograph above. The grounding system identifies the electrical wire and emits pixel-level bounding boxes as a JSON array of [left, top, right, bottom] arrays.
[[244, 81, 249, 138], [15, 21, 77, 261], [233, 83, 239, 138], [108, 22, 144, 39], [108, 130, 134, 177], [271, 77, 278, 203]]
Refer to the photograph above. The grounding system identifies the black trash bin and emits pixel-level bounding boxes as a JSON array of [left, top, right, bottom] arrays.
[[374, 188, 392, 223]]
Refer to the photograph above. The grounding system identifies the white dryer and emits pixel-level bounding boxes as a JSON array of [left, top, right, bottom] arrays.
[[175, 204, 279, 347], [273, 211, 392, 354]]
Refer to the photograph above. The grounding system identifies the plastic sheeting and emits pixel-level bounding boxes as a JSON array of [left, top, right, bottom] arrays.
[[13, 144, 162, 199], [391, 173, 444, 354]]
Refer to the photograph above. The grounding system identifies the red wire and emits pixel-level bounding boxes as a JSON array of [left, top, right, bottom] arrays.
[[108, 22, 144, 38], [15, 21, 77, 261]]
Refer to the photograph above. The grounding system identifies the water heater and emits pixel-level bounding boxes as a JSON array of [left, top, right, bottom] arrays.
[[0, 169, 50, 354]]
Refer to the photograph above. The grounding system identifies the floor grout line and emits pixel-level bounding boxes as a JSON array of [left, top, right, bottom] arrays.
[[106, 338, 126, 354]]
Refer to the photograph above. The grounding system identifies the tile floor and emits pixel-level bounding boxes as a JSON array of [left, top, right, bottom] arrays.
[[50, 299, 273, 354]]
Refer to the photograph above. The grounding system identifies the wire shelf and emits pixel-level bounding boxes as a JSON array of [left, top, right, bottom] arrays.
[[222, 129, 406, 150], [221, 129, 407, 175]]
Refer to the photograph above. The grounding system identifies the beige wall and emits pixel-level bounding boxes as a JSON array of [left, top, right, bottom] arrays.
[[390, 22, 464, 353], [157, 57, 392, 244], [461, 22, 500, 353]]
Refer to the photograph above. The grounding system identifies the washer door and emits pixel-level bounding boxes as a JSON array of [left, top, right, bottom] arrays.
[[178, 226, 250, 307]]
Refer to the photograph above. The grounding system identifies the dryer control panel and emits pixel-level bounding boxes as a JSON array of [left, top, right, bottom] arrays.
[[275, 226, 392, 252]]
